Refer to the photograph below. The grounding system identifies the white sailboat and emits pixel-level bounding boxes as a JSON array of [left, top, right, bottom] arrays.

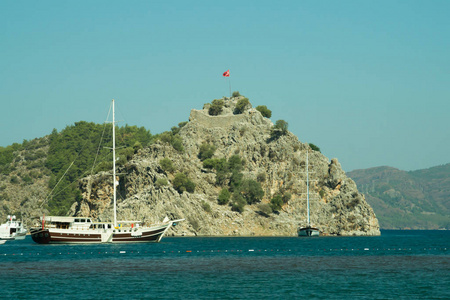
[[298, 150, 320, 237], [30, 99, 183, 244]]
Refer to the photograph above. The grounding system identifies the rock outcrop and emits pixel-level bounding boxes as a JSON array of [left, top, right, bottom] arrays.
[[74, 97, 380, 236]]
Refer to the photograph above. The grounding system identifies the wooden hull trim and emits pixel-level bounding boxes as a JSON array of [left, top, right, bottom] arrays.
[[30, 223, 172, 244]]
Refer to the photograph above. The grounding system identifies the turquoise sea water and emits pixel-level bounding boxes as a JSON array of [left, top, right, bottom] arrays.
[[1, 230, 449, 299]]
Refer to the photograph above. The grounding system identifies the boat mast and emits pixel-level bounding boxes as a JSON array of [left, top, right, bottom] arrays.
[[112, 99, 117, 228], [306, 150, 310, 227]]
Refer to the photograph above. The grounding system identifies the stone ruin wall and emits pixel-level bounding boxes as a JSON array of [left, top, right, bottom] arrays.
[[189, 109, 248, 128]]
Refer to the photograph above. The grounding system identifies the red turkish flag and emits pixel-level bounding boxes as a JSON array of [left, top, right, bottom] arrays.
[[223, 69, 230, 77]]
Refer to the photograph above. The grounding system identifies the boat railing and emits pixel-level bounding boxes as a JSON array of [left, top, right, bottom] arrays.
[[43, 224, 99, 231]]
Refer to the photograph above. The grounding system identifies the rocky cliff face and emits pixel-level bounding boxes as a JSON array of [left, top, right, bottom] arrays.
[[74, 97, 380, 236]]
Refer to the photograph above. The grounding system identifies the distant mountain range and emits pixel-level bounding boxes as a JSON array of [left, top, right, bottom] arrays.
[[348, 164, 450, 229]]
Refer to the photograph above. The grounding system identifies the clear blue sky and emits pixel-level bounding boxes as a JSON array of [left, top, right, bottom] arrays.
[[1, 0, 449, 172]]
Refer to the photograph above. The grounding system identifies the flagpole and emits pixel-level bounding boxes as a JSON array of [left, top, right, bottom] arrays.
[[229, 77, 231, 98]]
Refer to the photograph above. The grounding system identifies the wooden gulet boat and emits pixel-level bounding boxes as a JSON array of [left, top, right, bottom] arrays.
[[30, 99, 183, 244]]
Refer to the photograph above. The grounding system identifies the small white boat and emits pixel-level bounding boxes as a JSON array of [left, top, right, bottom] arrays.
[[0, 240, 6, 245], [0, 215, 27, 240]]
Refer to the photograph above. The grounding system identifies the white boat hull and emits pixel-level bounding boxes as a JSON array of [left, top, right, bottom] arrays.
[[0, 216, 27, 241], [30, 221, 177, 244]]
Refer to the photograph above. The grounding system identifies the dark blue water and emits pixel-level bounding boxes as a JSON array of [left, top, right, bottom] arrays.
[[1, 230, 449, 299]]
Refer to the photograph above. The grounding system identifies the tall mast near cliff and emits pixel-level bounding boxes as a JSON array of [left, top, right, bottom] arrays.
[[28, 98, 181, 244], [298, 148, 320, 237], [306, 150, 310, 227], [112, 99, 117, 228]]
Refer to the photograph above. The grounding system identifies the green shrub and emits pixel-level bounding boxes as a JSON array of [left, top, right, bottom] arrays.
[[270, 194, 283, 211], [319, 189, 325, 198], [212, 158, 227, 172], [309, 143, 321, 153], [207, 154, 265, 205], [94, 161, 111, 173], [198, 143, 216, 161], [159, 131, 184, 152], [173, 173, 196, 194], [27, 160, 45, 169], [22, 175, 33, 184], [155, 178, 168, 189], [171, 135, 184, 152], [203, 158, 228, 172], [10, 176, 19, 184], [115, 154, 127, 167], [270, 120, 289, 140], [209, 99, 225, 116], [229, 170, 244, 192], [234, 98, 249, 114], [178, 121, 188, 128], [133, 141, 143, 153], [258, 203, 273, 216], [171, 121, 188, 134], [160, 158, 175, 173], [120, 147, 135, 161], [201, 200, 212, 213], [210, 155, 243, 186], [282, 192, 292, 204], [215, 170, 228, 186], [256, 105, 272, 118], [240, 179, 264, 204], [232, 91, 241, 97], [172, 173, 187, 193], [203, 159, 215, 169], [0, 145, 19, 175], [231, 192, 246, 213], [184, 180, 196, 193], [227, 155, 243, 172], [218, 188, 231, 205], [274, 120, 288, 133], [257, 172, 266, 182], [159, 131, 173, 144]]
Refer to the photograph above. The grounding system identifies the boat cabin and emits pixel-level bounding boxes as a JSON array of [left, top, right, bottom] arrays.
[[40, 216, 116, 231], [91, 223, 113, 230], [41, 216, 93, 230]]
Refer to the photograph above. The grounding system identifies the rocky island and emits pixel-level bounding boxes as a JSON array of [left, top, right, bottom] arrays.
[[72, 96, 380, 236]]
